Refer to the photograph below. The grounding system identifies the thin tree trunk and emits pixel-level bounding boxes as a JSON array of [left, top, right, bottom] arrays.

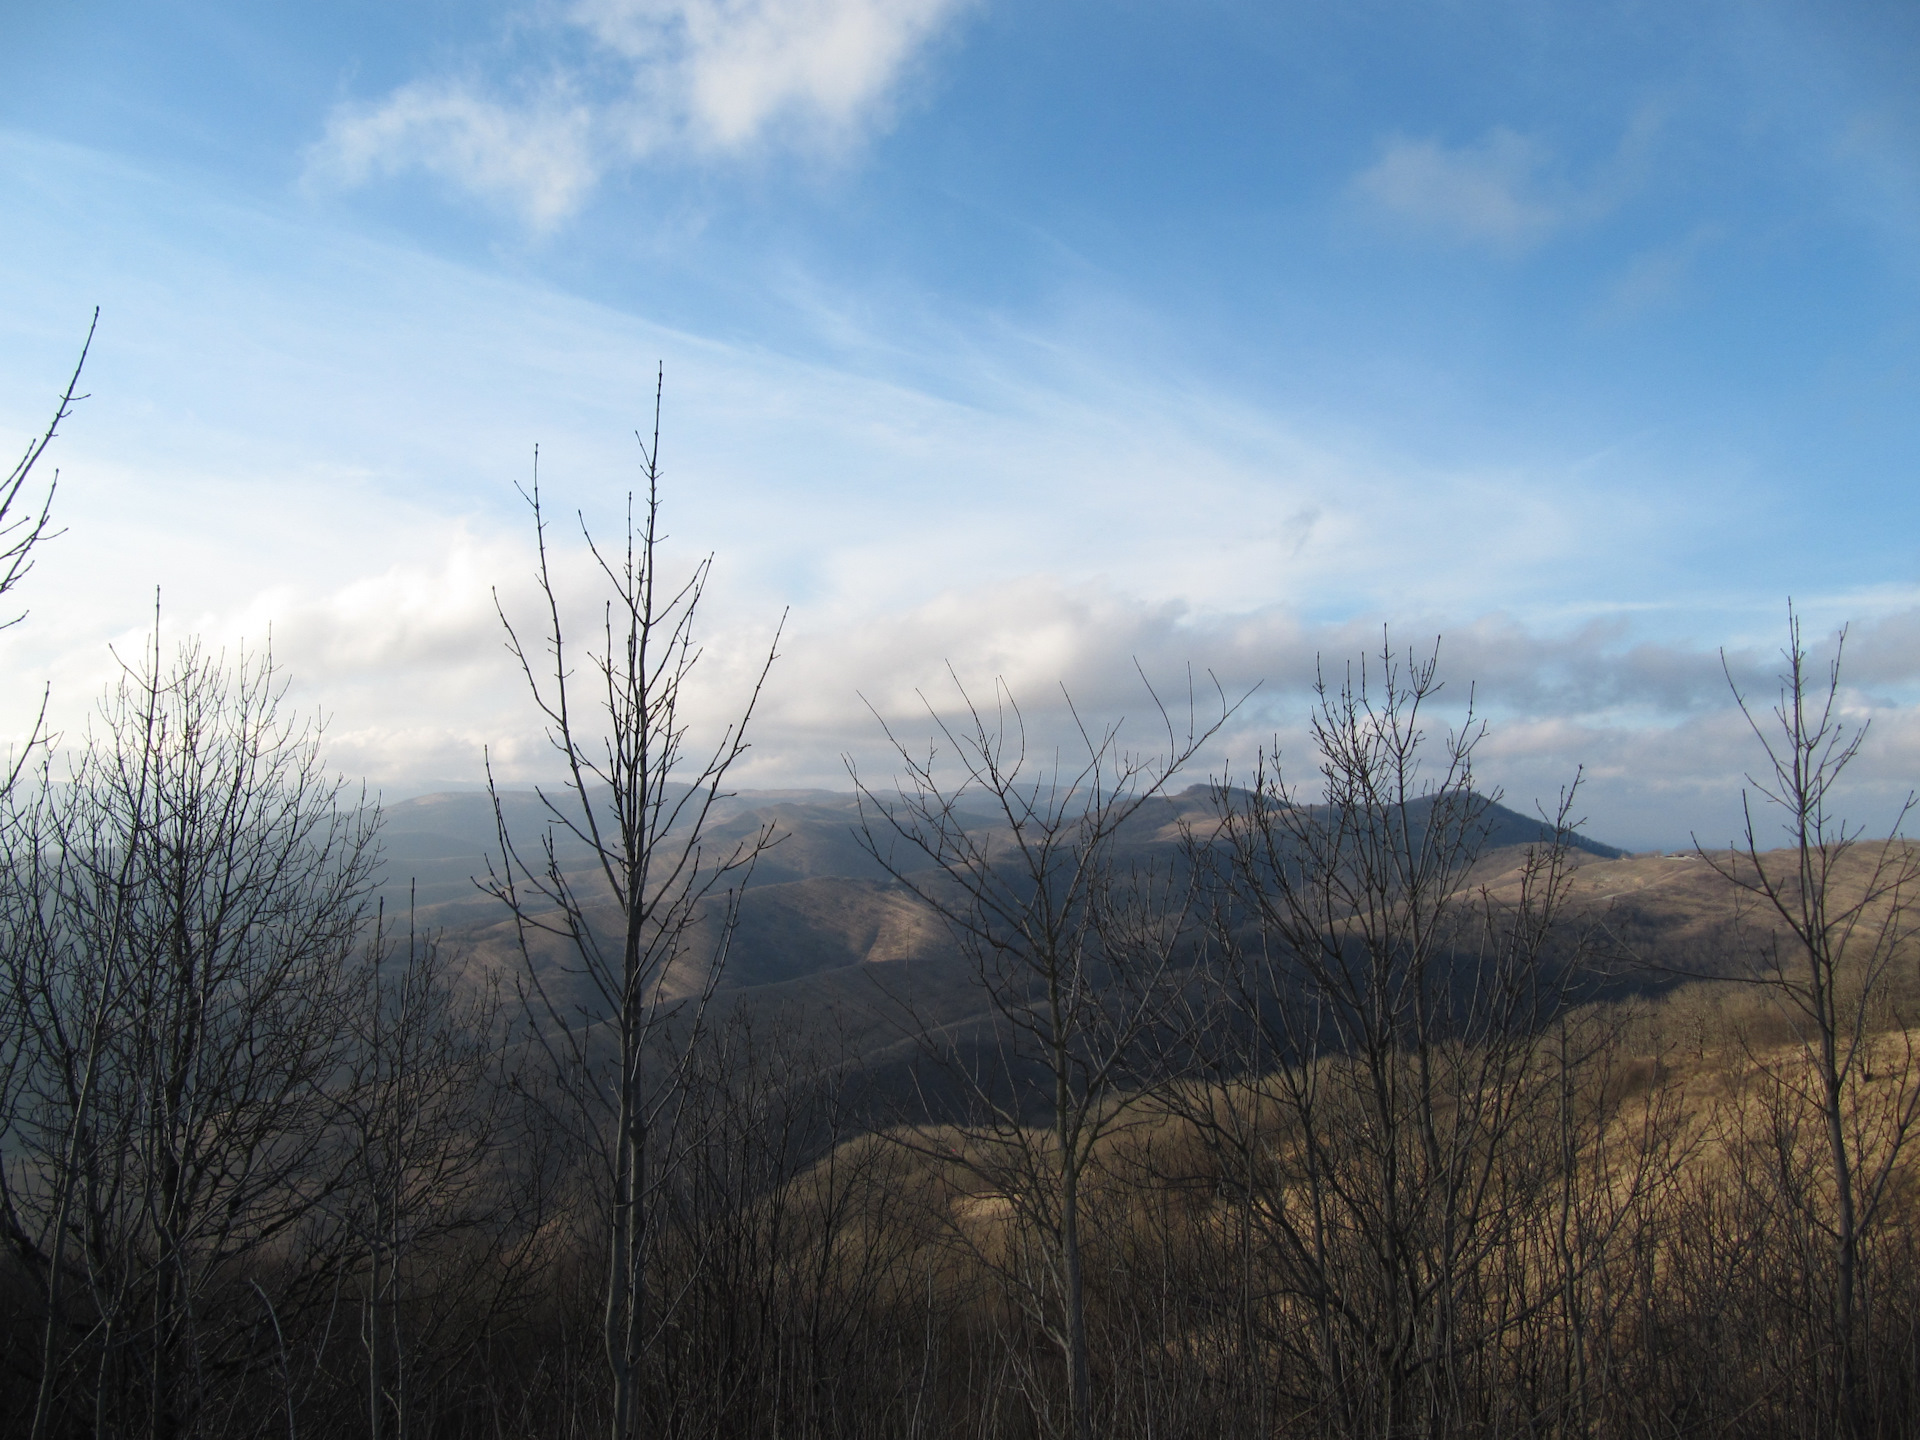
[[1821, 1047, 1859, 1440], [1059, 1142, 1091, 1440], [609, 1058, 638, 1440]]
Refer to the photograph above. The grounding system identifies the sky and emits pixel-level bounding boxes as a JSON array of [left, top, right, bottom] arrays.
[[3, 0, 1920, 849]]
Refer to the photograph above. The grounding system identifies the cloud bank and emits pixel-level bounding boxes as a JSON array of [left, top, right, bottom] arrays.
[[83, 481, 1900, 860], [230, 556, 1920, 855], [308, 0, 971, 225]]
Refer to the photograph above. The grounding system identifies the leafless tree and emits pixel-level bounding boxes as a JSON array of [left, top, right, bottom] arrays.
[[649, 1004, 930, 1439], [852, 671, 1230, 1440], [1, 309, 92, 633], [1695, 605, 1920, 1439], [1194, 637, 1600, 1437], [485, 380, 782, 1440], [0, 311, 96, 803], [0, 618, 162, 1440], [339, 897, 539, 1440], [0, 321, 99, 1432], [0, 631, 381, 1440]]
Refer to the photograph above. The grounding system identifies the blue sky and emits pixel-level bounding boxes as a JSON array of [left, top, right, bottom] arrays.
[[3, 0, 1920, 847]]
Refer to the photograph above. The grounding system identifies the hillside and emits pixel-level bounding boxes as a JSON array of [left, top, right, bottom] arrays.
[[377, 783, 1627, 994], [367, 786, 1753, 1104]]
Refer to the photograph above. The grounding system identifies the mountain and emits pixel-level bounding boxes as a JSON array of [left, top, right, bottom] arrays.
[[373, 783, 1636, 1011], [375, 781, 1908, 1133]]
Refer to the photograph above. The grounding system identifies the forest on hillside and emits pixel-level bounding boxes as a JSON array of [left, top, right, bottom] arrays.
[[4, 382, 1920, 1440]]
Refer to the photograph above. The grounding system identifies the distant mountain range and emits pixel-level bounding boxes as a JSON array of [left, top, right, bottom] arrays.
[[375, 784, 1626, 979], [366, 786, 1705, 1101]]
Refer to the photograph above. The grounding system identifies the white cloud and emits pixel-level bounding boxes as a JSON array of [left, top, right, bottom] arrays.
[[576, 0, 963, 151], [310, 80, 598, 229], [770, 581, 1920, 852], [307, 0, 970, 225]]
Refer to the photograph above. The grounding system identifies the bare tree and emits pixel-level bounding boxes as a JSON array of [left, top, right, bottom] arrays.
[[485, 382, 782, 1440], [340, 897, 536, 1440], [1193, 638, 1597, 1437], [0, 320, 99, 1435], [1695, 606, 1920, 1439], [0, 631, 381, 1439], [650, 1003, 930, 1440], [0, 311, 96, 806], [0, 617, 162, 1440], [852, 672, 1229, 1440], [1, 310, 92, 632]]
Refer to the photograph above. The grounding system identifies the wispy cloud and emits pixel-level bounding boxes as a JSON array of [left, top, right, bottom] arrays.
[[307, 0, 971, 226], [1354, 129, 1567, 249], [1605, 224, 1722, 317], [1352, 111, 1661, 252], [9, 129, 1913, 850], [310, 80, 599, 230]]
